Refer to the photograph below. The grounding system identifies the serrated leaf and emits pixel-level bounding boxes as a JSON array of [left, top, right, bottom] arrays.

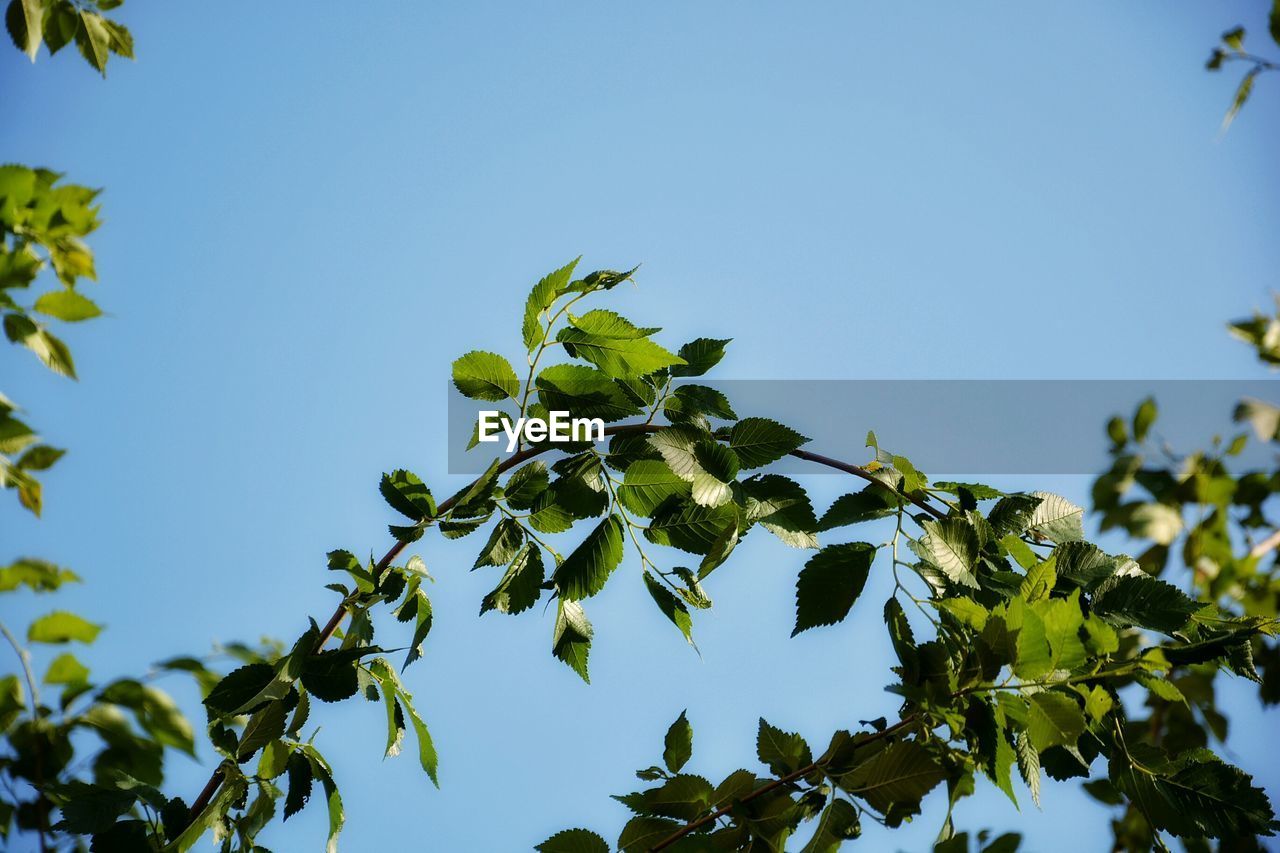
[[617, 459, 690, 516], [919, 518, 980, 589], [552, 515, 624, 600], [663, 710, 693, 773], [380, 469, 436, 519], [728, 417, 809, 469], [818, 487, 900, 531], [1026, 692, 1085, 751], [523, 258, 580, 351], [757, 718, 812, 776], [536, 363, 643, 422], [557, 326, 685, 378], [844, 740, 945, 813], [1027, 492, 1084, 543], [537, 828, 611, 853], [792, 543, 875, 636], [236, 700, 287, 762], [504, 461, 550, 510], [481, 544, 544, 616], [669, 337, 731, 377], [452, 350, 519, 401], [553, 599, 593, 683], [645, 498, 739, 555], [472, 518, 525, 569], [644, 572, 694, 646], [1092, 574, 1198, 633]]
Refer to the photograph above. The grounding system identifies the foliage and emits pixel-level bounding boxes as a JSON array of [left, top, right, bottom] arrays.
[[1205, 2, 1280, 131], [5, 0, 132, 75], [6, 9, 1280, 852], [0, 164, 104, 515]]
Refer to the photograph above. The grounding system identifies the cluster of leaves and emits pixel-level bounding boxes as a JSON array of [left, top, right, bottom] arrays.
[[538, 712, 1022, 853], [0, 164, 105, 515], [0, 558, 269, 849], [1078, 303, 1280, 851], [440, 263, 1278, 850], [1205, 2, 1279, 131], [6, 0, 132, 75]]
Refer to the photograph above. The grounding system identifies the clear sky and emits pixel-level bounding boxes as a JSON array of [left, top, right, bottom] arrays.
[[4, 3, 1280, 851]]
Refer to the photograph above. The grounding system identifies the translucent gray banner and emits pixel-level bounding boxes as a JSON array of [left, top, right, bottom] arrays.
[[446, 380, 1279, 475]]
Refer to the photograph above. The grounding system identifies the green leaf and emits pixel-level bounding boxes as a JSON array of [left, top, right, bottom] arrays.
[[643, 571, 694, 646], [1027, 492, 1084, 543], [645, 498, 739, 555], [743, 474, 819, 549], [472, 518, 525, 569], [844, 740, 945, 813], [1014, 730, 1041, 807], [283, 752, 313, 820], [647, 426, 734, 507], [1112, 751, 1275, 839], [301, 747, 345, 853], [537, 828, 611, 853], [504, 461, 550, 510], [27, 610, 101, 644], [792, 543, 875, 636], [728, 417, 809, 469], [617, 459, 690, 516], [203, 663, 278, 715], [6, 0, 44, 60], [919, 518, 980, 589], [756, 717, 812, 776], [4, 314, 76, 378], [452, 350, 519, 401], [669, 337, 731, 377], [818, 487, 900, 531], [301, 649, 368, 703], [1091, 574, 1198, 633], [236, 700, 288, 762], [553, 598, 593, 683], [663, 710, 693, 773], [523, 258, 580, 351], [1026, 692, 1085, 751], [536, 363, 643, 422], [664, 383, 737, 423], [75, 10, 110, 75], [481, 544, 544, 616], [557, 326, 685, 378], [1132, 397, 1157, 442], [800, 798, 861, 852], [617, 816, 682, 852], [566, 308, 658, 338], [257, 740, 291, 780], [380, 469, 436, 519], [552, 515, 624, 600], [33, 289, 101, 322]]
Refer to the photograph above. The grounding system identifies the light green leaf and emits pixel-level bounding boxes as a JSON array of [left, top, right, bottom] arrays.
[[1026, 692, 1085, 751], [33, 289, 101, 322], [523, 258, 580, 351], [27, 611, 101, 644], [557, 326, 685, 378], [451, 350, 519, 401], [920, 518, 980, 589], [1027, 492, 1084, 543], [617, 459, 689, 516], [669, 337, 731, 377]]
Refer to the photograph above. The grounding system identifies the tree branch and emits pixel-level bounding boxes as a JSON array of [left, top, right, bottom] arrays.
[[648, 715, 920, 851], [183, 422, 946, 825]]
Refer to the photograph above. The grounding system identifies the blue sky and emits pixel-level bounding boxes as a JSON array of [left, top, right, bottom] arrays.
[[4, 2, 1280, 850]]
